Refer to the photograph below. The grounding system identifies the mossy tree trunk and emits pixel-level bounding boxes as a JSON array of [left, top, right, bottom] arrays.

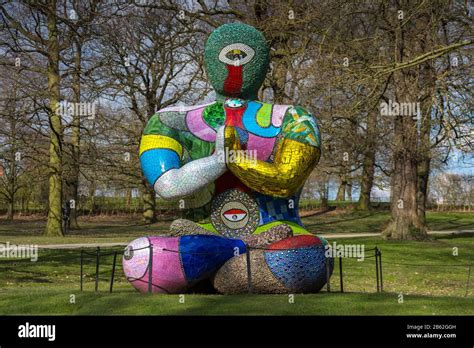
[[142, 179, 156, 223], [45, 0, 63, 237], [6, 124, 16, 222], [382, 74, 427, 240], [68, 38, 82, 229], [336, 177, 347, 201], [5, 81, 18, 221], [382, 5, 441, 240], [416, 64, 435, 228]]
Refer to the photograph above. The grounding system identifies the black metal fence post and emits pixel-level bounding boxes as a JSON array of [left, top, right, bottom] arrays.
[[339, 256, 344, 293], [465, 257, 472, 297], [246, 246, 253, 294], [95, 247, 100, 292], [379, 249, 383, 292], [109, 251, 117, 294], [375, 247, 380, 293], [80, 249, 83, 292], [326, 256, 331, 293], [148, 244, 153, 294]]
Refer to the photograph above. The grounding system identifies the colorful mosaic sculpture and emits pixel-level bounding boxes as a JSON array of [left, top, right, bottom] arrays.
[[124, 22, 331, 294], [123, 235, 245, 294], [213, 235, 333, 294]]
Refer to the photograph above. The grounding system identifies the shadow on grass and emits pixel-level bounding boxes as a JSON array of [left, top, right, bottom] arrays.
[[304, 211, 385, 228], [0, 247, 126, 287], [436, 232, 474, 239]]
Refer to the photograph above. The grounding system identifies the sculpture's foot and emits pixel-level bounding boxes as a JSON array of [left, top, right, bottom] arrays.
[[212, 249, 288, 294], [213, 235, 333, 294], [123, 235, 246, 294], [169, 219, 213, 236], [240, 223, 293, 248]]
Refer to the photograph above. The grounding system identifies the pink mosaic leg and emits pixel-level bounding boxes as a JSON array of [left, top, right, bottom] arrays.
[[123, 236, 187, 294]]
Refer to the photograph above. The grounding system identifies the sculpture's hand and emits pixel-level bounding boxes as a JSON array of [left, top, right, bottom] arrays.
[[223, 126, 241, 152], [215, 125, 226, 160], [154, 127, 227, 199], [225, 106, 321, 197]]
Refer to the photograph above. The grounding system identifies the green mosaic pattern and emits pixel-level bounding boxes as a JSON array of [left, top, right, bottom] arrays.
[[143, 114, 178, 138], [203, 102, 225, 128], [256, 102, 272, 127], [281, 106, 320, 147], [143, 113, 215, 162], [198, 220, 311, 235], [179, 131, 215, 160]]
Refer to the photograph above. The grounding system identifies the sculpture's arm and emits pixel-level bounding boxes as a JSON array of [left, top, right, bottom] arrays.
[[140, 114, 226, 200], [225, 106, 321, 197]]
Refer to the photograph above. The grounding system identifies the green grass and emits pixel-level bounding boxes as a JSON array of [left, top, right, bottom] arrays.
[[303, 211, 474, 234], [0, 234, 473, 315], [0, 216, 170, 245], [0, 211, 473, 315], [1, 211, 473, 245], [329, 236, 474, 298], [1, 288, 472, 315]]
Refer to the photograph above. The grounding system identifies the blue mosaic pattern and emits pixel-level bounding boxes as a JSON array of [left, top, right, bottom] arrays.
[[256, 193, 302, 225], [264, 246, 332, 292], [179, 235, 246, 283], [243, 101, 281, 138], [235, 126, 249, 145], [140, 148, 180, 186]]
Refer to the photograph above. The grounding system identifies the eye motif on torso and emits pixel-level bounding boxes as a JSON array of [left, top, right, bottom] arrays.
[[222, 208, 247, 222]]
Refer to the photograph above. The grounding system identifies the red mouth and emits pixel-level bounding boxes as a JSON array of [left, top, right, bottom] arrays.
[[223, 64, 243, 97]]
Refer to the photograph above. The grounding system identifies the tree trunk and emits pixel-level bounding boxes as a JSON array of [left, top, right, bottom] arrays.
[[417, 115, 431, 228], [318, 179, 329, 209], [5, 76, 19, 222], [416, 63, 435, 227], [381, 9, 434, 240], [125, 187, 132, 213], [417, 158, 430, 225], [142, 179, 156, 223], [346, 181, 353, 201], [382, 86, 427, 240], [320, 196, 329, 210], [88, 181, 96, 215], [69, 38, 82, 229], [357, 154, 374, 210], [7, 200, 14, 221], [357, 109, 377, 210], [382, 135, 426, 239], [336, 178, 347, 201], [45, 0, 63, 237]]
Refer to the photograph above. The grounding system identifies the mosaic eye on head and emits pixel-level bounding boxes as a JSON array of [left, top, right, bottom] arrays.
[[204, 22, 270, 100], [219, 43, 255, 66]]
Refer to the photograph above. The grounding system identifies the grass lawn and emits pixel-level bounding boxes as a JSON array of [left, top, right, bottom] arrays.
[[0, 215, 169, 245], [0, 232, 473, 315], [304, 210, 474, 234], [1, 288, 473, 315], [0, 210, 473, 245]]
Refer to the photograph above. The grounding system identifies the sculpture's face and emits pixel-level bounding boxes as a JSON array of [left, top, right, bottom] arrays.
[[204, 23, 269, 100]]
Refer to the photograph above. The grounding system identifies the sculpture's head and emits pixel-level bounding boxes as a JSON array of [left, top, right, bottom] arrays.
[[204, 23, 269, 100]]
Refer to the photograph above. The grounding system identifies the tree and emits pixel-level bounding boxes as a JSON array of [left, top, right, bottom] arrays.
[[96, 4, 207, 223], [380, 1, 473, 239], [0, 69, 22, 220], [1, 0, 66, 235]]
